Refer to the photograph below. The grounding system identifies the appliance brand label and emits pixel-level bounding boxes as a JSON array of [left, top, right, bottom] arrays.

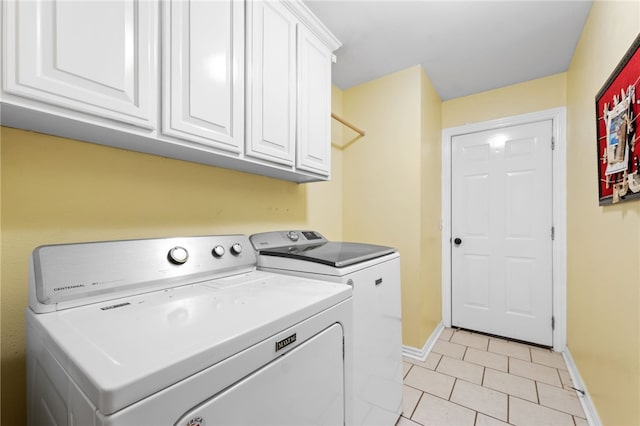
[[275, 333, 297, 352], [100, 302, 131, 311], [53, 284, 86, 292], [186, 417, 205, 426]]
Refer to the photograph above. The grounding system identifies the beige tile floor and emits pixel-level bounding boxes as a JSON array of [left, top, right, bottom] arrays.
[[398, 328, 587, 426]]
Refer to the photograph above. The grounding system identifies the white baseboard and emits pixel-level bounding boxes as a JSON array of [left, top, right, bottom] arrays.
[[562, 347, 602, 426], [402, 322, 445, 362]]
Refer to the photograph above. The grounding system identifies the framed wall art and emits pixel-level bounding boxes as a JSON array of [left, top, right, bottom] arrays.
[[596, 32, 640, 205]]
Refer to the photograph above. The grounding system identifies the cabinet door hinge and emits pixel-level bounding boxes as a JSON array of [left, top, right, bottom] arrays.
[[551, 137, 555, 150], [552, 316, 555, 330], [551, 226, 555, 240]]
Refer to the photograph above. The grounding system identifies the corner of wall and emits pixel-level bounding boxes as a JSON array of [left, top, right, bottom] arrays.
[[419, 69, 444, 341]]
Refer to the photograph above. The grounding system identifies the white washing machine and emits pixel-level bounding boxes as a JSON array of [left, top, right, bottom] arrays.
[[250, 230, 403, 426], [26, 234, 353, 426]]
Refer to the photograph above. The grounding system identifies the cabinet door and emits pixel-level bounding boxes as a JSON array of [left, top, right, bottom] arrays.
[[246, 1, 297, 166], [296, 26, 332, 176], [162, 0, 244, 153], [3, 0, 156, 129]]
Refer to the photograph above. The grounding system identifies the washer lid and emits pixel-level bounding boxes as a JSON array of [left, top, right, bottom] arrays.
[[28, 271, 351, 416], [259, 242, 396, 268]]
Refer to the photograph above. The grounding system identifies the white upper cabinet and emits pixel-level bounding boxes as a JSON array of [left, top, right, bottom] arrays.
[[296, 26, 332, 175], [246, 0, 339, 176], [3, 0, 157, 129], [245, 0, 297, 166], [162, 0, 244, 153], [1, 0, 340, 183]]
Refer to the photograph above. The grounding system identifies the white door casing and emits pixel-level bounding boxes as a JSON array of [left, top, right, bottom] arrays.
[[442, 108, 567, 351], [451, 120, 553, 346]]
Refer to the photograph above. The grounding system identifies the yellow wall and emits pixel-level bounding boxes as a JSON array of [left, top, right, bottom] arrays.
[[0, 91, 344, 422], [341, 66, 442, 348], [442, 73, 567, 128], [565, 1, 640, 424]]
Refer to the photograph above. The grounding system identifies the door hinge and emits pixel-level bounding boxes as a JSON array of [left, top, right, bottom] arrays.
[[552, 316, 555, 330], [342, 337, 345, 360], [551, 137, 555, 150], [551, 226, 555, 240]]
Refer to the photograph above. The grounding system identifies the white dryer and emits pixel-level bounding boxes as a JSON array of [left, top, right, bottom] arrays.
[[26, 234, 352, 426], [250, 230, 403, 426]]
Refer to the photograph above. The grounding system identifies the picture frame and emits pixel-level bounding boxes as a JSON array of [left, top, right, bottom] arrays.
[[595, 32, 640, 205]]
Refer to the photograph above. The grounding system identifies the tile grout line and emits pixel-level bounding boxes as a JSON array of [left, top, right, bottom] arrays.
[[510, 394, 587, 421], [554, 366, 563, 392], [404, 363, 413, 380], [448, 377, 457, 401], [434, 353, 443, 370], [507, 390, 510, 424], [408, 388, 424, 420]]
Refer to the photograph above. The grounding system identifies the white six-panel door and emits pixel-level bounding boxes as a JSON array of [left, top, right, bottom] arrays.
[[451, 120, 553, 346]]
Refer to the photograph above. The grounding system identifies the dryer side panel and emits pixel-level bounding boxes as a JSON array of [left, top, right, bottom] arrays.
[[349, 257, 403, 426]]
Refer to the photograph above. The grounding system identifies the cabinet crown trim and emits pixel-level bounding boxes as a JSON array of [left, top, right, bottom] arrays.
[[282, 0, 342, 52]]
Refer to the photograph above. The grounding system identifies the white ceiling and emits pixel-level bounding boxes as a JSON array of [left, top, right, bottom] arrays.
[[304, 0, 593, 100]]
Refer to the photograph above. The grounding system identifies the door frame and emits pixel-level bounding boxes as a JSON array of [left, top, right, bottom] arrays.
[[441, 107, 567, 351]]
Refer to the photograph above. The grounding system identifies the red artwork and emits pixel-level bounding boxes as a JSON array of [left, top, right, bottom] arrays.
[[596, 33, 640, 205]]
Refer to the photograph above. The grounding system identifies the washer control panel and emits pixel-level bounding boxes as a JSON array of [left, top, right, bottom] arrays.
[[250, 230, 328, 250], [211, 245, 226, 258], [230, 243, 243, 255], [32, 235, 255, 311], [168, 246, 189, 264]]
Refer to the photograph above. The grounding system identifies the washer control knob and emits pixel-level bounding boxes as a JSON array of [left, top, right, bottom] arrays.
[[212, 245, 225, 258], [287, 231, 299, 242], [168, 246, 189, 264], [230, 243, 243, 255]]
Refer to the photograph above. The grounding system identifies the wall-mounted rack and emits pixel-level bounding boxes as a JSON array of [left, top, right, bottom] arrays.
[[331, 113, 365, 137]]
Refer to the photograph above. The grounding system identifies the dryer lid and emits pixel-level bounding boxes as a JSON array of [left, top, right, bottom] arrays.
[[258, 241, 396, 268]]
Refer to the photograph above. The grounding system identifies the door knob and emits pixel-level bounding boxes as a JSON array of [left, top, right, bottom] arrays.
[[453, 237, 462, 245]]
